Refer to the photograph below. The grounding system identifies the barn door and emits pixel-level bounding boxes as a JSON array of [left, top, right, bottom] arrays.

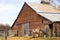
[[49, 24, 53, 36], [22, 23, 30, 36]]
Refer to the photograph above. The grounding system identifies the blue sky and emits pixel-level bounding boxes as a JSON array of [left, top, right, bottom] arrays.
[[0, 0, 41, 26], [0, 0, 20, 26], [0, 0, 60, 26]]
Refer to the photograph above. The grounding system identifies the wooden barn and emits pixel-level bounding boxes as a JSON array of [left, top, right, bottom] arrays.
[[11, 2, 60, 37]]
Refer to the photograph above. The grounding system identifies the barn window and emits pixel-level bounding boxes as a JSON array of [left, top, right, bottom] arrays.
[[42, 20, 43, 23], [22, 23, 30, 36]]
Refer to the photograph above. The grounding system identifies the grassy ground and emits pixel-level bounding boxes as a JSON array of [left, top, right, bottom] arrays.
[[0, 37, 60, 40]]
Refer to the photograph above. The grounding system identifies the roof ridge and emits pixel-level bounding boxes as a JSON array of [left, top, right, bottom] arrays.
[[38, 12, 60, 14]]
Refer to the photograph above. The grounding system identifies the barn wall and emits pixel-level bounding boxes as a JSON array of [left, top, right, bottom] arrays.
[[12, 3, 52, 36], [53, 22, 60, 36]]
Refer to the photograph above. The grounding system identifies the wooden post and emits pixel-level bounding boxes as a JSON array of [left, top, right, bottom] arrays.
[[5, 28, 8, 40]]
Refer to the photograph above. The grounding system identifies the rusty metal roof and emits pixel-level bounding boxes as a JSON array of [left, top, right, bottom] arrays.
[[26, 2, 60, 13], [38, 12, 60, 22], [26, 2, 60, 22]]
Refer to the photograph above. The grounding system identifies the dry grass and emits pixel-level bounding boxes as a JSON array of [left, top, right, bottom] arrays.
[[0, 37, 60, 40]]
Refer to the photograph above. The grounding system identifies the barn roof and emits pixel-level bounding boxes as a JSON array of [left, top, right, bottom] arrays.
[[11, 2, 60, 28], [26, 2, 60, 13], [26, 2, 60, 22], [38, 12, 60, 22]]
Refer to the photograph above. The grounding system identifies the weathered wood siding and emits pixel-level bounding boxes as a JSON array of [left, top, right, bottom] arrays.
[[53, 22, 60, 36], [11, 3, 52, 36]]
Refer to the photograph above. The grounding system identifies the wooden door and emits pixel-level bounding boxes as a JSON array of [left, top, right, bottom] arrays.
[[22, 23, 30, 36]]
